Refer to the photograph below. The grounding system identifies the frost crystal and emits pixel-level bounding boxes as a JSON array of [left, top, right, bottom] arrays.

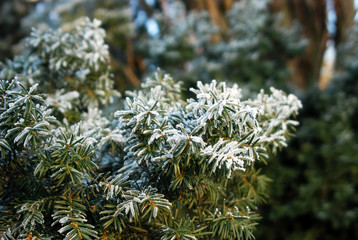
[[116, 71, 302, 179]]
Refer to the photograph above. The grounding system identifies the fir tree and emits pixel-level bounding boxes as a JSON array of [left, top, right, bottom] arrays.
[[2, 18, 120, 124], [0, 20, 302, 238], [0, 70, 301, 239], [21, 0, 138, 90]]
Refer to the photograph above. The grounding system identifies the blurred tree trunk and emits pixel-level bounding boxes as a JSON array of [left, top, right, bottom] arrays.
[[333, 0, 355, 44], [271, 0, 355, 88], [181, 0, 230, 33], [270, 0, 328, 88]]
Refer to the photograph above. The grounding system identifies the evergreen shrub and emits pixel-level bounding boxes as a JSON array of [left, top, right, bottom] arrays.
[[0, 19, 302, 240]]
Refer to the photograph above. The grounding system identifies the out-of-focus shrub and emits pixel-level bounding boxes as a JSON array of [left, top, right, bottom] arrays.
[[138, 0, 306, 93], [256, 26, 358, 240]]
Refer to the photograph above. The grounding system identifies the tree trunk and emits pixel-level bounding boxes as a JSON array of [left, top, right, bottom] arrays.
[[271, 0, 328, 88], [333, 0, 355, 44], [271, 0, 356, 88]]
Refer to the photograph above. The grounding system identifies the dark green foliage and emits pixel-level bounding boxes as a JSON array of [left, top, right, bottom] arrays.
[[0, 0, 36, 61], [257, 89, 358, 240], [256, 27, 358, 240]]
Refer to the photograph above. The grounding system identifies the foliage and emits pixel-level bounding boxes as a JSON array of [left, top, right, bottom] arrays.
[[2, 1, 357, 239], [0, 0, 36, 61], [21, 0, 137, 91], [0, 22, 302, 237], [2, 18, 120, 123], [138, 0, 306, 92], [331, 25, 358, 97], [256, 26, 358, 240]]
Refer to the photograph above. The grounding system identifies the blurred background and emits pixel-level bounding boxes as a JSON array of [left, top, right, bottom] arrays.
[[1, 0, 357, 239]]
